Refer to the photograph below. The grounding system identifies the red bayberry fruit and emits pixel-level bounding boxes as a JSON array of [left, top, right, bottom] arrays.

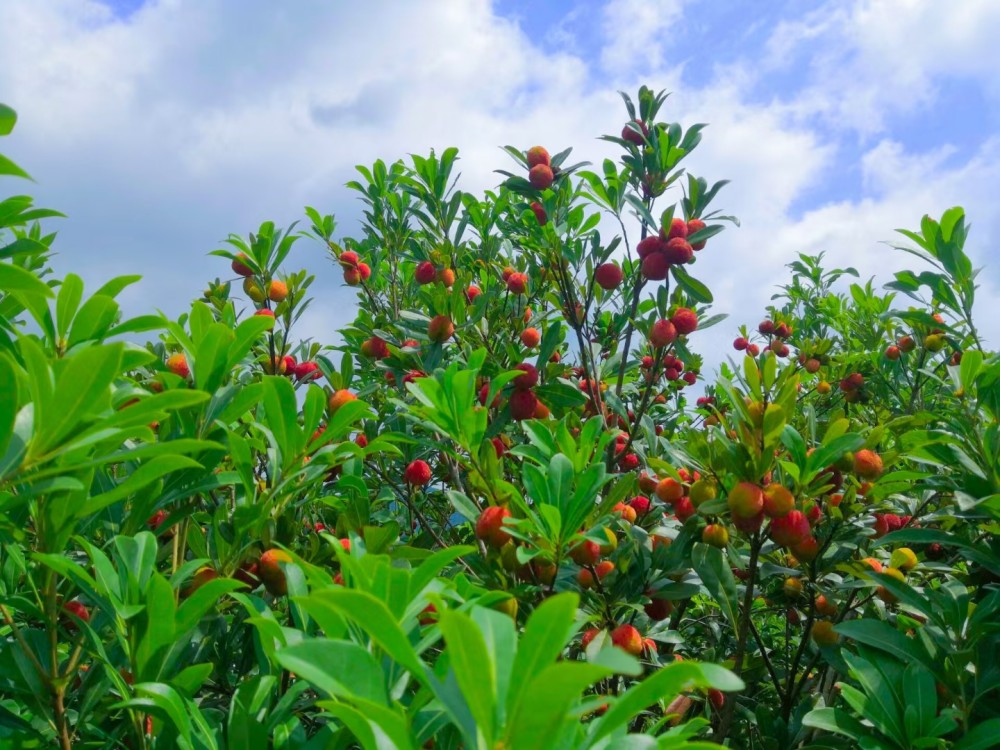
[[641, 252, 670, 280], [258, 549, 292, 597], [476, 506, 512, 549], [404, 459, 432, 486], [662, 238, 693, 264], [594, 263, 623, 290], [528, 164, 554, 190], [611, 623, 643, 656], [621, 120, 648, 145], [427, 315, 455, 343], [509, 389, 539, 420], [520, 327, 541, 348], [771, 510, 810, 547], [853, 449, 883, 479], [671, 307, 698, 335], [512, 362, 539, 390], [650, 319, 678, 348], [526, 146, 550, 168], [529, 201, 547, 225], [415, 261, 437, 285], [728, 482, 764, 518]]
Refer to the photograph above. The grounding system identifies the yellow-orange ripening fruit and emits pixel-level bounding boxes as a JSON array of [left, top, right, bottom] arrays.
[[816, 380, 831, 395], [924, 333, 945, 352], [528, 164, 554, 190], [815, 594, 838, 617], [521, 327, 541, 348], [890, 547, 918, 571], [728, 482, 764, 518], [877, 566, 906, 603], [166, 353, 190, 379], [525, 145, 551, 168], [475, 505, 512, 549], [244, 277, 266, 303], [783, 577, 803, 598], [258, 549, 293, 597], [438, 268, 456, 287], [763, 484, 795, 518], [184, 565, 218, 597], [427, 315, 455, 343], [494, 596, 518, 619], [702, 523, 729, 548], [268, 280, 288, 302], [688, 479, 717, 507], [599, 527, 618, 555], [328, 388, 357, 414], [811, 620, 839, 646], [611, 623, 644, 656], [853, 449, 883, 479], [655, 477, 685, 504], [570, 538, 601, 566]]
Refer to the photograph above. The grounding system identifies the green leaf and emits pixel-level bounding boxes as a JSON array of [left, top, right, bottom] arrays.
[[508, 593, 578, 718], [0, 104, 16, 136], [955, 718, 1000, 750], [276, 639, 388, 704], [591, 661, 742, 743], [835, 620, 931, 670], [34, 343, 123, 457], [803, 707, 870, 742], [691, 543, 739, 627], [0, 261, 52, 301], [297, 589, 426, 681], [83, 455, 203, 515], [0, 354, 18, 461], [437, 607, 497, 744], [506, 661, 614, 749], [0, 154, 30, 180]]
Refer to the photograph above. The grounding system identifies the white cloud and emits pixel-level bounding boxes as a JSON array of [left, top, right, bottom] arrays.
[[600, 0, 687, 74], [0, 0, 997, 375], [766, 0, 1000, 135]]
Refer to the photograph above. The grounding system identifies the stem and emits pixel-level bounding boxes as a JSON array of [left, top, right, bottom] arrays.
[[714, 532, 763, 741]]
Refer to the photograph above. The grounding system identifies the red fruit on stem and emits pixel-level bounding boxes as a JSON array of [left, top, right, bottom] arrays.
[[594, 263, 623, 290], [671, 308, 698, 335], [662, 238, 693, 264], [611, 624, 644, 656], [526, 146, 551, 168], [853, 449, 883, 479], [641, 252, 670, 280], [415, 261, 437, 285], [427, 315, 455, 343], [506, 272, 528, 294], [728, 482, 764, 518], [509, 389, 539, 420], [476, 506, 512, 549], [687, 218, 707, 249], [622, 120, 648, 145], [650, 319, 678, 348], [512, 363, 539, 390], [771, 510, 811, 547], [528, 164, 554, 190], [636, 235, 664, 259], [530, 201, 548, 225], [258, 549, 292, 597], [520, 327, 541, 348], [404, 459, 432, 486]]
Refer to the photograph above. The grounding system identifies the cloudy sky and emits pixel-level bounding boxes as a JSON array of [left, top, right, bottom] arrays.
[[2, 0, 999, 372]]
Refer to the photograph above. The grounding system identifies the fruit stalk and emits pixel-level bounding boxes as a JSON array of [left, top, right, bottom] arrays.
[[714, 531, 763, 741]]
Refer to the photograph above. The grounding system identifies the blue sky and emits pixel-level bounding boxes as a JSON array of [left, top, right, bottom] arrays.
[[2, 0, 999, 368]]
